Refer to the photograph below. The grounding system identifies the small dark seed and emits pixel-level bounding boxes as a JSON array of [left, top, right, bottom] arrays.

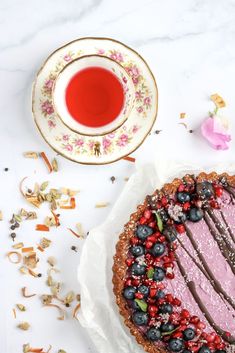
[[10, 233, 16, 240], [189, 129, 193, 133], [27, 189, 32, 194], [4, 168, 9, 172], [65, 303, 70, 307], [71, 246, 78, 252], [110, 176, 116, 183], [37, 273, 42, 277], [15, 222, 20, 228], [10, 225, 16, 230]]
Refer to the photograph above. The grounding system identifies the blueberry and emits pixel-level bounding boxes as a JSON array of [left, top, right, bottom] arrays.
[[131, 263, 146, 276], [136, 225, 153, 240], [156, 290, 165, 299], [198, 346, 211, 353], [152, 242, 165, 257], [123, 286, 136, 300], [161, 323, 175, 332], [158, 209, 169, 223], [163, 226, 177, 242], [132, 311, 148, 326], [177, 192, 191, 203], [168, 338, 184, 352], [146, 327, 161, 341], [153, 267, 165, 282], [182, 350, 192, 353], [131, 300, 140, 310], [138, 285, 149, 297], [159, 303, 173, 314], [214, 350, 226, 353], [189, 208, 203, 222], [196, 182, 214, 200], [131, 245, 145, 257], [183, 327, 195, 341]]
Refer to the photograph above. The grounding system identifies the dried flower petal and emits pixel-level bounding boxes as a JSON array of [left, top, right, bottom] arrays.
[[7, 251, 22, 264], [23, 151, 38, 159], [68, 228, 81, 238], [23, 252, 37, 269], [40, 152, 53, 173], [41, 294, 53, 305], [12, 308, 16, 319], [64, 291, 75, 306], [73, 302, 81, 319], [76, 223, 84, 238], [60, 197, 76, 209], [17, 304, 26, 311], [0, 210, 2, 221], [19, 266, 28, 275], [43, 303, 65, 320], [22, 287, 36, 298], [14, 214, 22, 223], [60, 188, 79, 196], [211, 93, 226, 108], [180, 112, 186, 119], [123, 156, 135, 162], [40, 238, 51, 249], [95, 202, 109, 208], [23, 343, 31, 353], [50, 283, 61, 296], [46, 275, 55, 287], [36, 224, 49, 231], [18, 322, 30, 330], [22, 247, 34, 253]]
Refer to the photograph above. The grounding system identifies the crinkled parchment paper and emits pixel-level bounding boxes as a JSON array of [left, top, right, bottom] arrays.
[[78, 160, 235, 353]]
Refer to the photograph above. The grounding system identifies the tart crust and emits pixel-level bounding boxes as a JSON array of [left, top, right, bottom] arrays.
[[112, 172, 235, 353]]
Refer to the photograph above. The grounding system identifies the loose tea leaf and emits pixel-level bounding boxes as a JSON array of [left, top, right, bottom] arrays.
[[180, 112, 186, 119], [40, 181, 49, 192], [52, 158, 58, 172], [47, 256, 57, 267], [13, 242, 24, 249], [18, 322, 30, 330], [17, 304, 26, 311], [211, 93, 226, 108], [23, 151, 38, 159]]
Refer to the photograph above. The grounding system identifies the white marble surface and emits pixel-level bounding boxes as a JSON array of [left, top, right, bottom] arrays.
[[1, 0, 235, 352]]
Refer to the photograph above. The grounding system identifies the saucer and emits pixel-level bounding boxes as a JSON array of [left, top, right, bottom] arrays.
[[32, 37, 158, 165]]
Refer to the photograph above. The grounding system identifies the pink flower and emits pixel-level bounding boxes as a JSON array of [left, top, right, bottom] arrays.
[[110, 51, 124, 62], [201, 114, 231, 150], [97, 49, 105, 55], [122, 76, 127, 84], [117, 133, 129, 146], [132, 125, 139, 133], [88, 141, 95, 150], [135, 91, 143, 100], [63, 54, 73, 62], [144, 97, 151, 106], [62, 134, 69, 141], [102, 137, 111, 150], [137, 106, 143, 113], [48, 120, 56, 128], [108, 133, 115, 139], [64, 144, 73, 152], [44, 79, 54, 94], [74, 138, 84, 147], [41, 100, 54, 115]]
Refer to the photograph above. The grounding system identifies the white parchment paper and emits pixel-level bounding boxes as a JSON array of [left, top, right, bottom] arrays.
[[78, 160, 235, 353]]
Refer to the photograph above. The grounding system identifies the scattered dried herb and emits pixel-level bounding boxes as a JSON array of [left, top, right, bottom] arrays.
[[23, 252, 37, 269], [178, 122, 188, 129], [40, 152, 53, 173], [28, 268, 41, 278], [47, 256, 57, 267], [23, 152, 38, 159], [35, 224, 49, 231], [7, 251, 22, 264], [76, 223, 84, 238], [12, 308, 16, 319], [71, 245, 78, 252], [22, 247, 34, 253], [43, 303, 65, 320], [73, 302, 81, 319], [63, 291, 75, 306], [51, 210, 60, 226], [13, 242, 24, 249], [10, 233, 16, 241], [60, 197, 76, 209], [40, 181, 49, 192], [180, 112, 186, 119], [4, 167, 9, 171], [40, 238, 51, 250], [19, 266, 28, 275], [95, 202, 109, 208], [68, 228, 81, 238], [60, 188, 79, 196], [52, 158, 58, 172], [0, 211, 2, 221], [41, 294, 53, 305], [17, 304, 26, 311], [211, 93, 226, 108], [18, 322, 30, 330], [58, 350, 67, 353], [123, 156, 135, 163], [154, 130, 162, 134], [21, 287, 36, 298]]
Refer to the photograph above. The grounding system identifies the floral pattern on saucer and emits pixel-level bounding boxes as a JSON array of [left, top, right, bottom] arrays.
[[32, 37, 158, 164]]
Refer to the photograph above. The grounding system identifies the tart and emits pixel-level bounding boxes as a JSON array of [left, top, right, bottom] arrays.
[[113, 172, 235, 353]]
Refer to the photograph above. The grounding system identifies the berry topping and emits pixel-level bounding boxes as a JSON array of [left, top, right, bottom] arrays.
[[182, 350, 192, 353], [189, 208, 204, 222], [168, 338, 185, 352], [158, 209, 169, 223], [161, 322, 175, 332], [136, 225, 154, 240], [183, 328, 195, 341], [152, 242, 165, 257], [198, 346, 211, 353], [156, 290, 165, 299], [159, 303, 173, 314], [138, 285, 149, 297], [131, 263, 146, 276], [215, 351, 226, 353], [146, 327, 162, 341], [132, 311, 149, 326], [163, 226, 177, 242], [177, 192, 191, 203], [131, 245, 145, 257], [123, 286, 136, 300], [196, 182, 214, 199], [153, 267, 165, 282]]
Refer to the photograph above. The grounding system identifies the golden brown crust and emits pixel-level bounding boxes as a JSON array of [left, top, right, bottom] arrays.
[[112, 171, 235, 353]]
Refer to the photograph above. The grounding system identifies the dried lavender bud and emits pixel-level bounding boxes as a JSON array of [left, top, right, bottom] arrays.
[[10, 225, 16, 230], [15, 222, 20, 228], [110, 176, 116, 183], [71, 246, 78, 252], [10, 233, 16, 241]]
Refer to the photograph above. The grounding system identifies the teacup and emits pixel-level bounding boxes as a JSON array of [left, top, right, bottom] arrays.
[[53, 54, 135, 136]]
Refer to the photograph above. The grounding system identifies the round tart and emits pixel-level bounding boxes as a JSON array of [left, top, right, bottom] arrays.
[[113, 172, 235, 353]]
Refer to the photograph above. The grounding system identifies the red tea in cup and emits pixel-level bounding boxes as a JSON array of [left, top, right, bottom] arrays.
[[65, 67, 124, 128]]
